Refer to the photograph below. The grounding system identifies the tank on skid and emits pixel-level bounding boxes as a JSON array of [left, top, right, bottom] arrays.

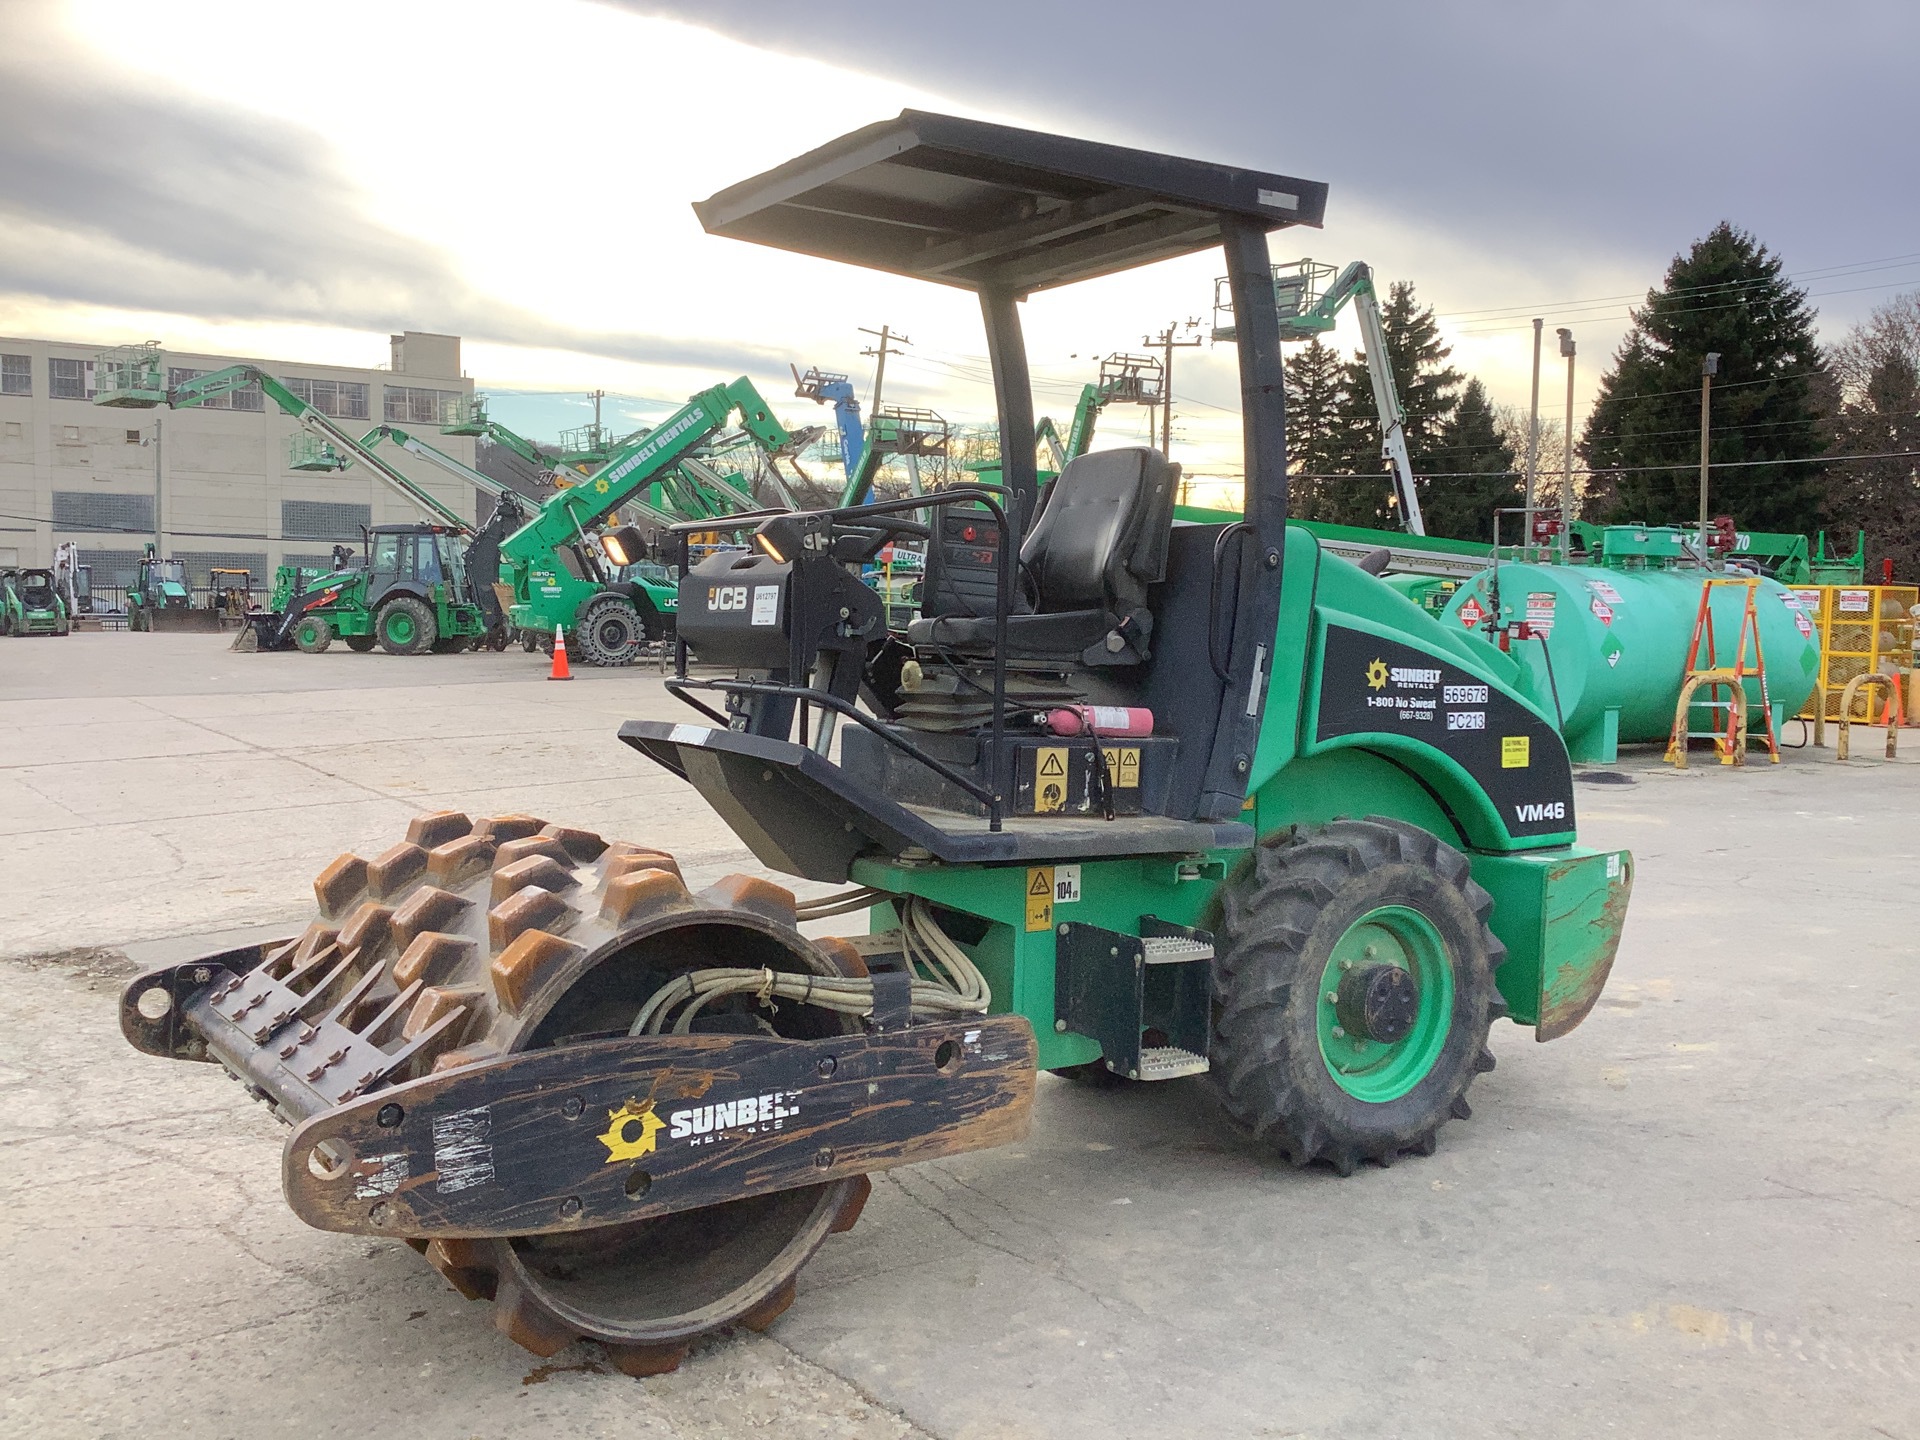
[[1439, 525, 1821, 763]]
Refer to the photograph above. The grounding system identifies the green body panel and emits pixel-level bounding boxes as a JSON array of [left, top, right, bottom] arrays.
[[1252, 526, 1566, 851], [1471, 846, 1633, 1038]]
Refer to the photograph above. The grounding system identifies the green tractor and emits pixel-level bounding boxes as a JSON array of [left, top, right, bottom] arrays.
[[128, 544, 221, 633], [118, 114, 1632, 1377], [0, 566, 70, 637], [250, 524, 493, 655]]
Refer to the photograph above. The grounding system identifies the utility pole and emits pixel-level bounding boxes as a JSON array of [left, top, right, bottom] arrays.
[[1143, 319, 1204, 453], [1698, 352, 1720, 555], [590, 388, 604, 446], [1524, 318, 1543, 515], [859, 325, 912, 424], [1557, 328, 1575, 563], [151, 416, 164, 557]]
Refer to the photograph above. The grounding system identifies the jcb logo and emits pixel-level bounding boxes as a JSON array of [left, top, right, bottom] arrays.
[[1515, 801, 1566, 822], [706, 585, 748, 611]]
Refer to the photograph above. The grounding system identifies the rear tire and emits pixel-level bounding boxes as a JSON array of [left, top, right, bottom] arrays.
[[293, 615, 333, 654], [575, 596, 643, 667], [345, 635, 376, 653], [1212, 817, 1506, 1174], [376, 596, 436, 656]]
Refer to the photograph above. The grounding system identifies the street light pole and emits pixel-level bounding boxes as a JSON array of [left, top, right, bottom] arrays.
[[1698, 352, 1721, 555], [1557, 328, 1575, 563], [1524, 318, 1543, 516]]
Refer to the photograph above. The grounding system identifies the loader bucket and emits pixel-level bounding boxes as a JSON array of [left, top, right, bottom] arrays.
[[231, 615, 288, 651], [149, 607, 226, 634]]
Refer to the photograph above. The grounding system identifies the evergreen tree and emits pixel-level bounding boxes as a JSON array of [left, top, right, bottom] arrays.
[[1330, 281, 1462, 528], [1283, 337, 1354, 521], [1581, 223, 1826, 532], [1422, 378, 1518, 541]]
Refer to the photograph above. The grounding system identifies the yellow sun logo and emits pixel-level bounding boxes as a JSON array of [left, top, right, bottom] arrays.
[[597, 1099, 664, 1163], [1366, 658, 1389, 690]]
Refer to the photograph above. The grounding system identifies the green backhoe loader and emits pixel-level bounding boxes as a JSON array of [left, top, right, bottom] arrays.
[[119, 113, 1633, 1378]]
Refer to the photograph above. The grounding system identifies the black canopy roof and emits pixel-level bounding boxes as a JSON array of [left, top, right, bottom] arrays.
[[695, 110, 1327, 295]]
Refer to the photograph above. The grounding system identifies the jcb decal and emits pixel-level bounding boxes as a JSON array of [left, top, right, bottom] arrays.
[[706, 585, 749, 611]]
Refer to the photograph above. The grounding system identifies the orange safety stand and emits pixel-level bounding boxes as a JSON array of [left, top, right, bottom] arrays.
[[1665, 577, 1780, 767]]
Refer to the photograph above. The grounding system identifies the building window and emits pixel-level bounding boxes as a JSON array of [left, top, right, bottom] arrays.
[[1, 354, 29, 395], [125, 429, 142, 444], [166, 367, 265, 412], [385, 385, 460, 426], [49, 357, 94, 401], [75, 548, 146, 588], [283, 376, 370, 420], [282, 499, 371, 541], [52, 491, 155, 534], [175, 551, 269, 588]]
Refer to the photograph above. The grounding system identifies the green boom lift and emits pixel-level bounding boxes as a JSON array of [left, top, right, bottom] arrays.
[[120, 113, 1633, 1376]]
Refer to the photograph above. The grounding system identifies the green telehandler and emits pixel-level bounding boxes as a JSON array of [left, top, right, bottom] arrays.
[[118, 113, 1632, 1376]]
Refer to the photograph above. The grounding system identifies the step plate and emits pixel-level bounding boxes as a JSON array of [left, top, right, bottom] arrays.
[[1137, 1045, 1209, 1081], [1141, 935, 1213, 964]]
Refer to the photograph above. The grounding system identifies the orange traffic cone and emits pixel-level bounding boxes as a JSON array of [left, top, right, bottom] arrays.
[[548, 624, 573, 681]]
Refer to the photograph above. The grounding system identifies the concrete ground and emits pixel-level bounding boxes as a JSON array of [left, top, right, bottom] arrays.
[[2, 632, 1915, 1439]]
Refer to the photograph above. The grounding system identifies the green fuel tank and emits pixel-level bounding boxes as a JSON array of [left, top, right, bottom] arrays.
[[1437, 531, 1821, 763]]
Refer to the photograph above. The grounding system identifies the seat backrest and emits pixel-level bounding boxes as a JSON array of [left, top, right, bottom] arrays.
[[1020, 447, 1177, 615]]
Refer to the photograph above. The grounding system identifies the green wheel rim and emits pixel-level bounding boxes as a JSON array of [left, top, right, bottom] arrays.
[[1317, 905, 1454, 1102], [386, 612, 416, 645], [298, 620, 321, 645]]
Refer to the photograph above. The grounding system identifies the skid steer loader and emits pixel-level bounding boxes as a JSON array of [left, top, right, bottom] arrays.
[[119, 113, 1633, 1376]]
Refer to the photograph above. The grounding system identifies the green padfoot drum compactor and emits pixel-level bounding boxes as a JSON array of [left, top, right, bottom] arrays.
[[120, 113, 1633, 1375]]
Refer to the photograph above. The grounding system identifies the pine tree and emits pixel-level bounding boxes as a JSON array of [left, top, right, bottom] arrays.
[[1330, 281, 1462, 528], [1582, 223, 1826, 532], [1422, 378, 1518, 541], [1283, 338, 1353, 521]]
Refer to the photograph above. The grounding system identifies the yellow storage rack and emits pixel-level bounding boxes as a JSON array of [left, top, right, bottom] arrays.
[[1792, 584, 1919, 723]]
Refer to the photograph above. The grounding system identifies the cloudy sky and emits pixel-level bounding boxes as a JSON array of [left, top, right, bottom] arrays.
[[4, 0, 1917, 485]]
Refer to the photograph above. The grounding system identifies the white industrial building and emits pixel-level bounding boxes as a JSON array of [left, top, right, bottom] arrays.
[[0, 331, 477, 589]]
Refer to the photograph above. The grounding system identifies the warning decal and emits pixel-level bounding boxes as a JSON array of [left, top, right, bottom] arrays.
[[1025, 868, 1054, 932], [1035, 748, 1068, 813], [1101, 746, 1142, 789], [1458, 596, 1486, 629]]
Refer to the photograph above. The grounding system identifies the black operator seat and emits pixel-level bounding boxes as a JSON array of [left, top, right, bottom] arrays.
[[908, 446, 1178, 665]]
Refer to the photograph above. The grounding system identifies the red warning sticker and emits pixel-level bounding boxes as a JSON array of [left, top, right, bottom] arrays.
[[1458, 597, 1486, 628], [1589, 597, 1614, 625]]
